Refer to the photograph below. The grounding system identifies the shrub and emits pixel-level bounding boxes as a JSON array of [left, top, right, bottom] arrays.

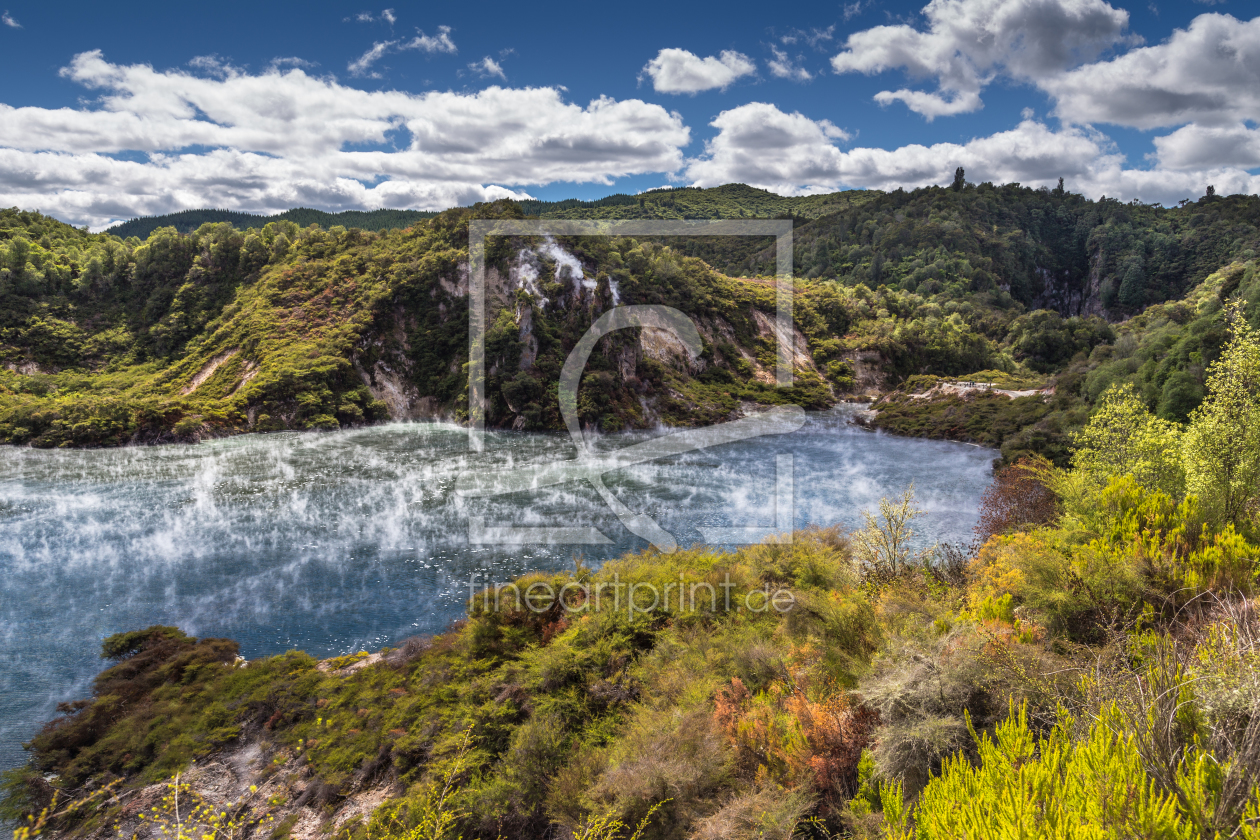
[[890, 702, 1260, 840], [1071, 382, 1185, 498], [974, 456, 1057, 543], [589, 707, 731, 839], [688, 784, 813, 840]]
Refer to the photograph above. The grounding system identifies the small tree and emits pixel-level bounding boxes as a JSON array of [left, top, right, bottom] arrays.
[[1183, 302, 1260, 528], [975, 457, 1058, 544], [853, 484, 929, 578], [1071, 383, 1185, 498]]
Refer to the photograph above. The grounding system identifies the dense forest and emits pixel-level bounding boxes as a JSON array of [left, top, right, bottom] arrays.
[[526, 183, 875, 222], [2, 181, 1259, 469], [0, 202, 834, 451], [106, 208, 439, 240], [6, 312, 1260, 839]]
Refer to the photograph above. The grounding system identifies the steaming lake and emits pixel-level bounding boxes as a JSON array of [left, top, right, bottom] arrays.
[[0, 407, 996, 770]]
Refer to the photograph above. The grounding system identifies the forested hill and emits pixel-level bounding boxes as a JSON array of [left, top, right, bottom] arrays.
[[2, 181, 1258, 462], [106, 207, 438, 239], [521, 183, 875, 220], [105, 184, 863, 240], [584, 182, 1259, 321], [103, 183, 1260, 323]]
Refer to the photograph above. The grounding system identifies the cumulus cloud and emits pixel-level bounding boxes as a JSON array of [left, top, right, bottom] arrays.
[[2, 10, 19, 28], [1153, 123, 1260, 170], [684, 103, 852, 193], [831, 0, 1133, 118], [828, 2, 1260, 182], [641, 48, 756, 94], [0, 51, 690, 229], [1045, 13, 1260, 130], [684, 102, 1260, 204], [768, 47, 812, 81]]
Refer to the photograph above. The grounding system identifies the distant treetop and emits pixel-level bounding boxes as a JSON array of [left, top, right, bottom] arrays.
[[106, 207, 438, 239]]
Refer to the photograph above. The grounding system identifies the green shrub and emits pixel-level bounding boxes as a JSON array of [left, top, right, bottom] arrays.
[[890, 703, 1260, 840]]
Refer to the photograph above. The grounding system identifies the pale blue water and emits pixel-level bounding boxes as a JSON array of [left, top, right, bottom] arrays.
[[0, 408, 996, 770]]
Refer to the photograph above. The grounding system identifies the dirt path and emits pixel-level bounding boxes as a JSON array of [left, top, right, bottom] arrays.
[[909, 381, 1053, 400]]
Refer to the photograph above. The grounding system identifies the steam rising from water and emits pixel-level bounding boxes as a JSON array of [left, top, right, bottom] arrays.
[[0, 408, 995, 769]]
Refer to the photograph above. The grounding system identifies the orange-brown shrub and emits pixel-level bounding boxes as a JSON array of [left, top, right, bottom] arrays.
[[975, 456, 1058, 543], [713, 677, 877, 807]]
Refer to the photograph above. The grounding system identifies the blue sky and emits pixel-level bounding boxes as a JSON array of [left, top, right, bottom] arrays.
[[0, 0, 1256, 228]]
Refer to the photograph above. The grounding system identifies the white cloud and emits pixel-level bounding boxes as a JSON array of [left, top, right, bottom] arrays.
[[641, 48, 756, 94], [842, 1, 871, 22], [468, 56, 506, 80], [268, 56, 317, 71], [0, 52, 690, 229], [684, 102, 1260, 204], [405, 25, 456, 55], [1152, 123, 1260, 170], [2, 10, 19, 28], [781, 26, 835, 48], [0, 147, 533, 232], [685, 103, 852, 194], [874, 88, 982, 118], [348, 41, 394, 77], [805, 26, 836, 47], [831, 0, 1133, 118], [351, 10, 395, 24], [1044, 13, 1260, 130], [830, 0, 1260, 179], [768, 47, 812, 82], [348, 26, 456, 77]]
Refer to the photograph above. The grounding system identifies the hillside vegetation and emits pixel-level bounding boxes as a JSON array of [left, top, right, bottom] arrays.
[[106, 208, 439, 240], [2, 181, 1259, 466], [7, 309, 1260, 839], [0, 202, 839, 448]]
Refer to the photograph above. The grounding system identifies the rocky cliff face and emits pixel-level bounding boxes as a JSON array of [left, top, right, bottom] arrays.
[[355, 238, 838, 432]]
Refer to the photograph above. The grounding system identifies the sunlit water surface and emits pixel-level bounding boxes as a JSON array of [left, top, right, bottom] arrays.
[[0, 407, 996, 769]]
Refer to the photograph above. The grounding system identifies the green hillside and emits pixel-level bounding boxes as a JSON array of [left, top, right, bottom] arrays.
[[529, 183, 876, 221], [2, 180, 1259, 467], [106, 207, 438, 239], [0, 203, 837, 448]]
